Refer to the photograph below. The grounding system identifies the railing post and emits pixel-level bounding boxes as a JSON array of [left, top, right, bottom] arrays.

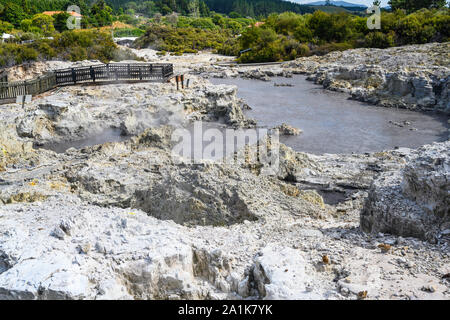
[[71, 68, 76, 84], [90, 66, 96, 83]]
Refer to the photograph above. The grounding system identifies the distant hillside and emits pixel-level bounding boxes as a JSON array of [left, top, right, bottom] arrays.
[[299, 1, 367, 7], [106, 0, 315, 17], [308, 5, 348, 12], [204, 0, 314, 16]]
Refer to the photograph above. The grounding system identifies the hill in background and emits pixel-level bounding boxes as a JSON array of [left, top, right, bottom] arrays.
[[303, 1, 367, 7]]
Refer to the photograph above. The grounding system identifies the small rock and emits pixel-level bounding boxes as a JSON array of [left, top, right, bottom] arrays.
[[357, 290, 368, 299], [421, 285, 436, 293], [395, 237, 405, 246], [95, 242, 106, 254], [60, 219, 72, 236], [340, 287, 350, 296], [78, 243, 91, 254], [378, 243, 392, 253], [50, 227, 66, 240], [273, 123, 302, 136]]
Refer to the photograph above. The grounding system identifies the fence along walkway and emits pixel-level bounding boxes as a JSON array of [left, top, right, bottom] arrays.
[[0, 63, 174, 102]]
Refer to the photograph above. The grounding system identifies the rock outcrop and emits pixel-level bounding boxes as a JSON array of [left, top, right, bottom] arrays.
[[361, 142, 450, 242], [0, 199, 243, 300], [250, 244, 321, 299]]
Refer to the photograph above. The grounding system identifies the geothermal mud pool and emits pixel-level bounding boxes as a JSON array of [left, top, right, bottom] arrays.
[[210, 76, 449, 154]]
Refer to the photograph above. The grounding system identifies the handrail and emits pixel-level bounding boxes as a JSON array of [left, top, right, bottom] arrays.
[[0, 63, 174, 102]]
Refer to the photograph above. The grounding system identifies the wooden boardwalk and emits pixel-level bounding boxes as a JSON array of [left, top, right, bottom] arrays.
[[0, 63, 174, 103]]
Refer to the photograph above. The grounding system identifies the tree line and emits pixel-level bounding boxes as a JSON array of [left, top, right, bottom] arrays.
[[235, 7, 449, 63], [0, 0, 449, 68]]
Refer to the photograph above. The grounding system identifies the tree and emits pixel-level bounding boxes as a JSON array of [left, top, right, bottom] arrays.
[[0, 20, 13, 36], [0, 2, 28, 27], [229, 11, 241, 18], [212, 13, 224, 25], [20, 19, 33, 32], [161, 5, 172, 15], [153, 12, 162, 22], [199, 1, 210, 17], [31, 13, 55, 36], [90, 0, 114, 27], [188, 0, 200, 18], [166, 12, 178, 25], [53, 12, 71, 32], [388, 0, 447, 13]]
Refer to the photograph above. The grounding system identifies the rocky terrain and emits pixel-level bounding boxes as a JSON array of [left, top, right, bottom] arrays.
[[0, 43, 449, 300]]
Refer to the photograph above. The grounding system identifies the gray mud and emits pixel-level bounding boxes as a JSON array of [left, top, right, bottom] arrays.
[[210, 75, 449, 154]]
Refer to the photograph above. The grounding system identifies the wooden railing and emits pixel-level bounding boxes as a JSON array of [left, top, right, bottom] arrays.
[[0, 63, 174, 102]]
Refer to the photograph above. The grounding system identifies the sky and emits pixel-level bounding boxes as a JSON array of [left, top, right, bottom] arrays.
[[290, 0, 390, 7]]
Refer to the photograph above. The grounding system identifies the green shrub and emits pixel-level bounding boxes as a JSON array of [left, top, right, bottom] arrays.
[[20, 19, 32, 33], [364, 31, 395, 48], [293, 24, 313, 43], [113, 28, 145, 37], [0, 29, 138, 68], [189, 18, 216, 29], [217, 39, 240, 56], [66, 46, 88, 62], [0, 43, 38, 66], [30, 40, 56, 59], [134, 24, 235, 54], [0, 20, 13, 35], [431, 13, 450, 38], [395, 15, 423, 44], [229, 12, 242, 19]]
